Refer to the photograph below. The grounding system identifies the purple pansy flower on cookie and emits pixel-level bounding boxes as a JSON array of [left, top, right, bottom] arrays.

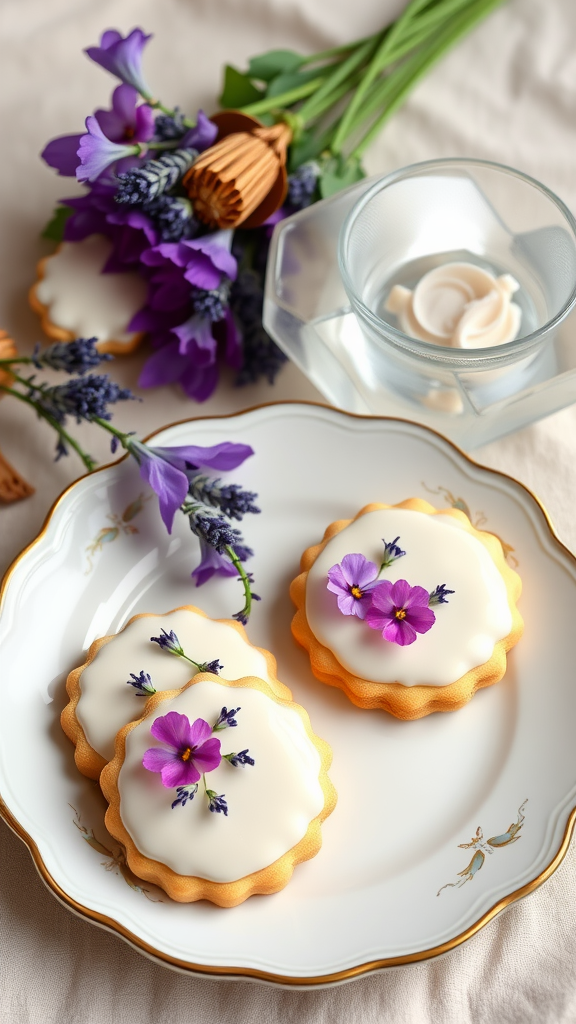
[[365, 579, 436, 647], [142, 703, 254, 814], [143, 711, 221, 787], [326, 553, 379, 619]]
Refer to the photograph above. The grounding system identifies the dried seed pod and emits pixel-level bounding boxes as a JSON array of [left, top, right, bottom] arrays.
[[183, 112, 291, 229]]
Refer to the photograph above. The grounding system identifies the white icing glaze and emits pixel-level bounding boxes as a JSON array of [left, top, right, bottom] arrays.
[[76, 609, 276, 763], [119, 679, 324, 882], [386, 263, 521, 349], [36, 235, 147, 346], [306, 508, 513, 687]]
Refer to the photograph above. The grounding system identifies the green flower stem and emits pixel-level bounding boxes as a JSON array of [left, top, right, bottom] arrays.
[[299, 34, 374, 66], [91, 416, 130, 442], [345, 32, 437, 130], [400, 0, 483, 43], [330, 0, 434, 153], [142, 96, 195, 129], [298, 35, 381, 125], [0, 356, 35, 367], [375, 0, 478, 70], [224, 543, 253, 621], [314, 16, 451, 133], [351, 0, 503, 158], [177, 650, 211, 673], [240, 76, 325, 116], [144, 139, 184, 152], [300, 68, 364, 128], [0, 383, 97, 472]]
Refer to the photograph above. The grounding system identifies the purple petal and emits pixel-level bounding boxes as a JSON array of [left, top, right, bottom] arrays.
[[173, 316, 216, 362], [141, 243, 183, 268], [134, 103, 155, 142], [77, 116, 138, 183], [142, 746, 177, 773], [150, 711, 192, 749], [161, 441, 254, 472], [63, 206, 110, 242], [369, 580, 395, 614], [161, 758, 201, 788], [327, 563, 348, 596], [138, 340, 189, 388], [406, 604, 436, 634], [180, 239, 238, 285], [188, 718, 213, 746], [129, 304, 185, 332], [336, 592, 360, 616], [94, 84, 139, 141], [340, 552, 378, 589], [107, 205, 157, 240], [136, 446, 189, 532], [191, 538, 238, 586], [94, 106, 125, 143], [180, 361, 219, 402], [112, 82, 139, 124], [85, 28, 153, 96], [391, 579, 412, 608], [403, 585, 432, 610], [182, 255, 222, 291], [150, 278, 191, 311], [365, 605, 394, 632], [101, 226, 151, 272], [383, 617, 418, 646], [94, 84, 153, 145], [351, 593, 375, 619], [41, 134, 84, 176], [99, 30, 123, 48], [192, 736, 222, 774], [181, 110, 218, 152]]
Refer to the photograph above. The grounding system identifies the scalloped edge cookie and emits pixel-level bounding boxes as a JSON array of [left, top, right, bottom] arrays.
[[100, 673, 337, 906], [61, 604, 290, 781], [29, 239, 145, 355], [290, 498, 524, 720]]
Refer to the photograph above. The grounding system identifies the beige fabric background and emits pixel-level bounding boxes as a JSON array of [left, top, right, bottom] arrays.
[[2, 0, 576, 1020]]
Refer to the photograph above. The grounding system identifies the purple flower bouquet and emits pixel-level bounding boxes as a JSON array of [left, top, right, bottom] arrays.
[[37, 2, 502, 401]]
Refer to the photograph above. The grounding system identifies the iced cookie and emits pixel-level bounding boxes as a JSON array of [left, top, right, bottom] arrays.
[[290, 498, 523, 719], [62, 605, 286, 780], [100, 673, 336, 906], [30, 235, 146, 354]]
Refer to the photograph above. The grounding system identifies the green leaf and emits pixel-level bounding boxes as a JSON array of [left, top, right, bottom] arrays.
[[41, 205, 74, 243], [319, 156, 366, 198], [219, 65, 264, 108], [265, 67, 322, 99], [248, 50, 302, 82], [288, 130, 325, 172]]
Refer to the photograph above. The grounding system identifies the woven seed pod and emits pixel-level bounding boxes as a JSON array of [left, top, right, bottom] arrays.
[[183, 112, 291, 229]]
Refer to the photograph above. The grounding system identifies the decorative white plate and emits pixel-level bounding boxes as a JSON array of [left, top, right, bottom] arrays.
[[1, 402, 575, 987]]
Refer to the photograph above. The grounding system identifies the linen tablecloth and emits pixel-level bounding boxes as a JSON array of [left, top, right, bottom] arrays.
[[2, 0, 576, 1020]]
